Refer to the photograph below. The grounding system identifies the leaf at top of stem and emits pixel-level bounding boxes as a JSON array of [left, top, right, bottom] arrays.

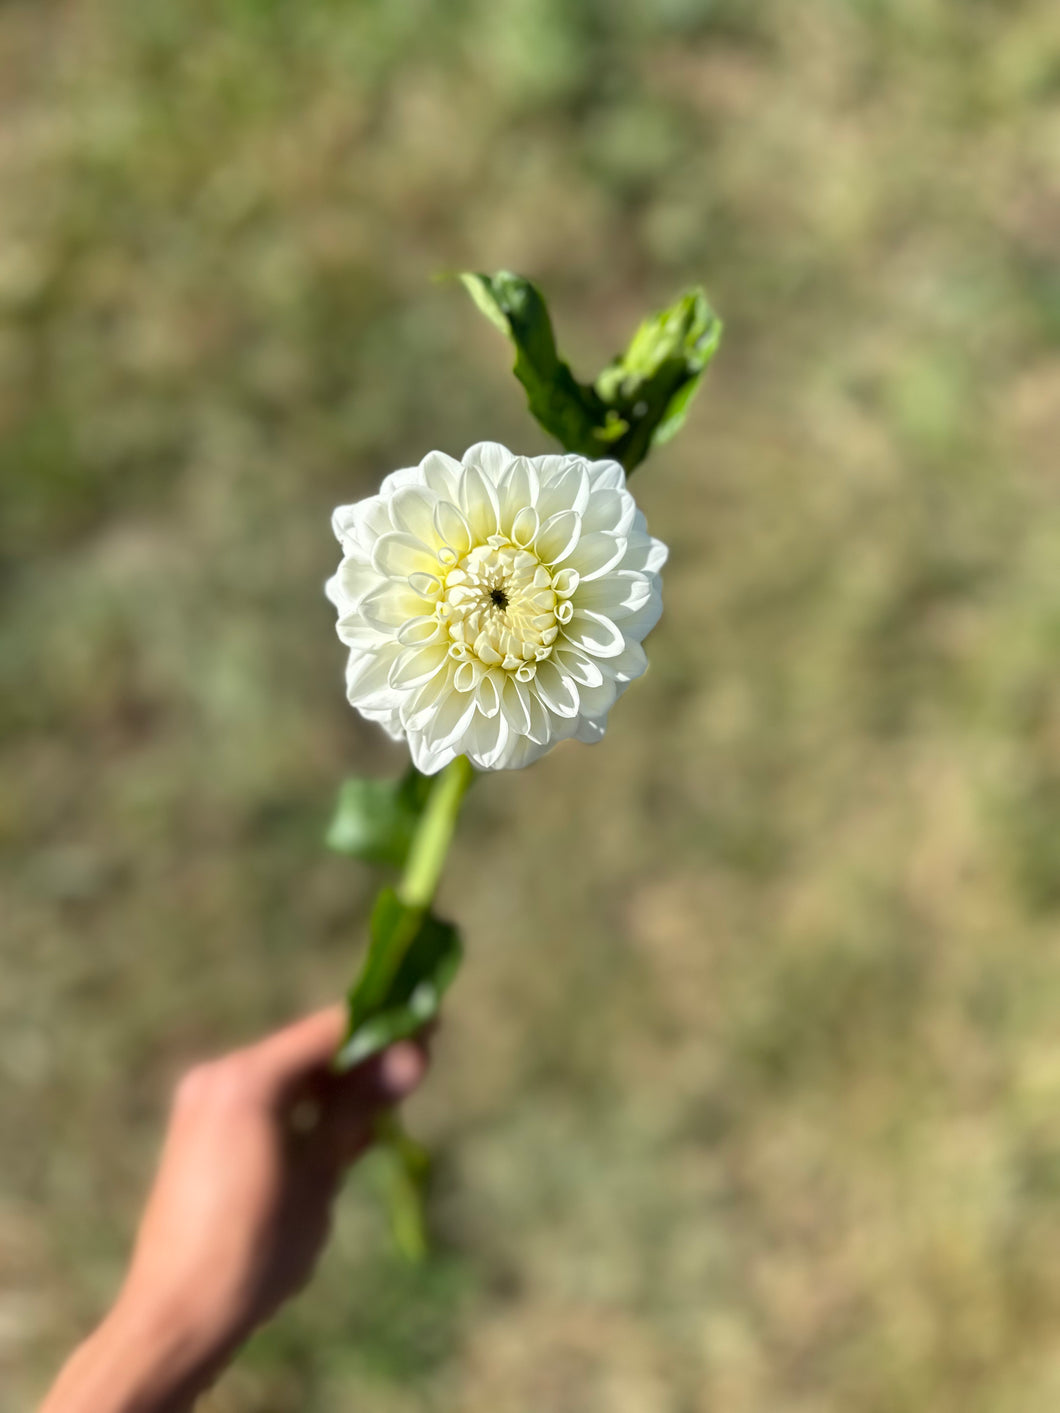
[[460, 270, 604, 460], [460, 270, 721, 473], [326, 766, 434, 869], [593, 286, 722, 468]]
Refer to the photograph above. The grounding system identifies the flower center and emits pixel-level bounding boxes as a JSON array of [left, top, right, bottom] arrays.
[[437, 537, 566, 677]]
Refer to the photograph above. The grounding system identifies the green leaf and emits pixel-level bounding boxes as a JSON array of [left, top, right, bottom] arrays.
[[460, 271, 722, 473], [373, 1112, 432, 1262], [593, 287, 723, 471], [336, 887, 463, 1070], [325, 766, 434, 868], [459, 271, 606, 459]]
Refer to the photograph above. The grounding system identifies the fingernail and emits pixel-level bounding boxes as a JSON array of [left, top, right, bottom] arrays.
[[379, 1041, 426, 1099]]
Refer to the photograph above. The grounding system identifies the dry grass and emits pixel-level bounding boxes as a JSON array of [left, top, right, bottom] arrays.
[[3, 1, 1060, 1408]]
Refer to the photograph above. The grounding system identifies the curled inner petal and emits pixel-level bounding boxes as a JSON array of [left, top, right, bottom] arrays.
[[437, 539, 561, 673]]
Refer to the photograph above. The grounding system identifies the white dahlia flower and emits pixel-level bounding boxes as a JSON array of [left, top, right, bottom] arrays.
[[325, 442, 667, 773]]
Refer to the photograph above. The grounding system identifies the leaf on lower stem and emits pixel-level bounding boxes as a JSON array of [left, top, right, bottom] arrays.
[[336, 887, 463, 1070], [373, 1112, 432, 1263]]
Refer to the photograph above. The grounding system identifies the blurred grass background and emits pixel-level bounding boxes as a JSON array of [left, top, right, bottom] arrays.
[[2, 0, 1060, 1408]]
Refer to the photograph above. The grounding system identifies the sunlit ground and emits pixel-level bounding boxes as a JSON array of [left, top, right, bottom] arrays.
[[3, 2, 1060, 1408]]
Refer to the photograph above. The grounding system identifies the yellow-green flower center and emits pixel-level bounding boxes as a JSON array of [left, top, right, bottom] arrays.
[[436, 536, 574, 677]]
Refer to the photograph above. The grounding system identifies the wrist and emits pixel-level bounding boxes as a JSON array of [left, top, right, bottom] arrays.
[[40, 1297, 229, 1413]]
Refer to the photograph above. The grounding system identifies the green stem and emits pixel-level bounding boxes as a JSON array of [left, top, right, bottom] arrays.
[[374, 754, 474, 1262], [374, 1111, 433, 1262], [398, 755, 476, 910]]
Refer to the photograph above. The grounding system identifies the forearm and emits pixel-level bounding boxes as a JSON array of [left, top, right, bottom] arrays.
[[39, 1299, 229, 1413], [39, 1015, 427, 1412]]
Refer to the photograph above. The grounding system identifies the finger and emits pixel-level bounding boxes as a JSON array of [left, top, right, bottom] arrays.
[[326, 1039, 429, 1119], [360, 1038, 429, 1103], [245, 1005, 347, 1100], [319, 1040, 430, 1164]]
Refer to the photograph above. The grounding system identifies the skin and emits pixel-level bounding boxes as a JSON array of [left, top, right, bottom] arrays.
[[39, 1007, 428, 1413]]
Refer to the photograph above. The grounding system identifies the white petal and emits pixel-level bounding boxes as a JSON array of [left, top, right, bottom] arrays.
[[574, 715, 608, 744], [378, 464, 423, 496], [535, 509, 582, 565], [453, 658, 485, 693], [333, 495, 392, 555], [388, 486, 442, 547], [493, 734, 552, 770], [476, 712, 512, 769], [552, 645, 604, 688], [575, 569, 654, 618], [324, 559, 380, 612], [604, 640, 649, 683], [623, 522, 669, 574], [402, 662, 458, 728], [408, 571, 442, 599], [581, 487, 636, 537], [371, 531, 439, 579], [408, 732, 458, 775], [360, 580, 433, 633], [331, 504, 361, 554], [336, 612, 387, 650], [499, 674, 533, 735], [565, 530, 626, 581], [419, 450, 464, 500], [464, 708, 507, 767], [358, 703, 406, 740], [387, 643, 450, 690], [476, 669, 503, 718], [474, 636, 503, 668], [433, 500, 473, 556], [497, 456, 540, 526], [645, 537, 669, 573], [463, 441, 514, 485], [551, 566, 580, 598], [511, 505, 539, 548], [346, 647, 403, 708], [533, 659, 580, 717], [463, 440, 514, 486], [611, 593, 663, 642], [535, 461, 591, 521], [573, 676, 620, 719], [525, 689, 554, 745], [585, 458, 626, 492], [459, 463, 501, 541], [422, 686, 480, 750], [397, 614, 445, 646], [564, 608, 625, 658]]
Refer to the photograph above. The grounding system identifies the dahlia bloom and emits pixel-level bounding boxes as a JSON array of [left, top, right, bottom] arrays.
[[326, 442, 667, 773]]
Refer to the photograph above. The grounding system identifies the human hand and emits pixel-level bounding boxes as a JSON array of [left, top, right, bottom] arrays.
[[40, 1007, 428, 1413]]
